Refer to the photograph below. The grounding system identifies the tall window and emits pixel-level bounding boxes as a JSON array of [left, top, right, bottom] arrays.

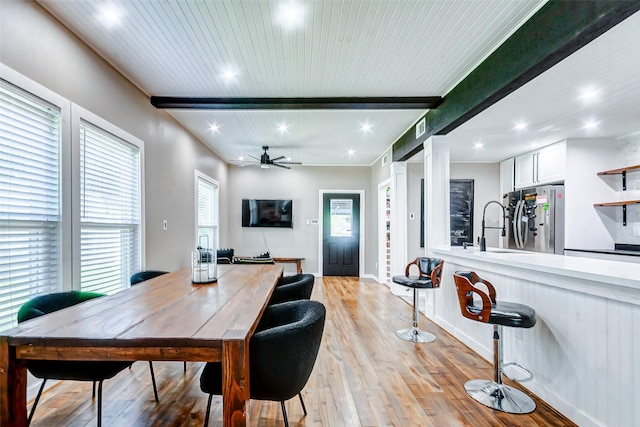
[[195, 171, 219, 251], [79, 121, 141, 294], [0, 80, 61, 331]]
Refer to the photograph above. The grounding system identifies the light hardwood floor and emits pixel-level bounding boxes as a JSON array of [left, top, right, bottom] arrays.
[[28, 277, 575, 426]]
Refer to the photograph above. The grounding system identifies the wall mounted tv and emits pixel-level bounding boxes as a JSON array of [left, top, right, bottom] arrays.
[[242, 199, 293, 228]]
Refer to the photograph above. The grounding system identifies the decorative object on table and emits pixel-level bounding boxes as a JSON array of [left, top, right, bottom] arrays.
[[17, 291, 158, 426], [392, 257, 444, 343], [453, 271, 537, 414], [192, 235, 217, 284], [199, 299, 326, 427]]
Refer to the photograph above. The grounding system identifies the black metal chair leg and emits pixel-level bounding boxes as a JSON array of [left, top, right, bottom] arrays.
[[204, 394, 213, 427], [27, 379, 47, 426], [97, 380, 104, 427], [298, 392, 307, 416], [148, 361, 159, 402], [92, 380, 96, 399], [280, 401, 289, 427], [184, 361, 187, 372]]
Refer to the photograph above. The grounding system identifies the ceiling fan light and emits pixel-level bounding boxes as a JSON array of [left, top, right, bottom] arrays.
[[261, 164, 269, 169]]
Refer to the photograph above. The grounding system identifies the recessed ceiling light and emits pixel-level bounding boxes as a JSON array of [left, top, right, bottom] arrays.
[[579, 86, 600, 103], [209, 124, 220, 133], [277, 123, 289, 134], [583, 119, 599, 130], [473, 142, 483, 149], [96, 5, 122, 27], [221, 69, 238, 82], [347, 149, 355, 157], [360, 123, 372, 133], [276, 2, 305, 30], [238, 156, 244, 161], [514, 122, 527, 131]]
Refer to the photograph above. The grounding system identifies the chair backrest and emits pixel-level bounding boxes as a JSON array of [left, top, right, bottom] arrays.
[[17, 291, 105, 323], [452, 271, 496, 323], [249, 300, 326, 401], [130, 270, 169, 286], [407, 257, 444, 287], [269, 274, 314, 304], [278, 273, 314, 287]]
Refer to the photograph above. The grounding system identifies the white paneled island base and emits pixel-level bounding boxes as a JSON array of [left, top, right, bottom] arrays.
[[429, 247, 639, 427]]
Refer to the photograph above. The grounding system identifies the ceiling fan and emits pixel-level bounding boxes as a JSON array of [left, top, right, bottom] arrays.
[[237, 146, 302, 169]]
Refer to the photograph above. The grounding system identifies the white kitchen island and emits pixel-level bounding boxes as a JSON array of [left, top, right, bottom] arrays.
[[428, 246, 639, 427]]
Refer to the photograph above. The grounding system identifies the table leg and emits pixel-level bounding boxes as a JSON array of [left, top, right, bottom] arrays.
[[222, 333, 250, 426], [0, 337, 27, 426]]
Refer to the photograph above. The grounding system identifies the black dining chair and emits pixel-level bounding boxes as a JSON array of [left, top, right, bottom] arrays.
[[200, 299, 326, 427], [268, 273, 315, 305], [17, 291, 156, 427]]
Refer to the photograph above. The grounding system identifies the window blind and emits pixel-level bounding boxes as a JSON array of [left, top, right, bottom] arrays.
[[0, 80, 61, 332], [80, 121, 140, 295], [196, 175, 218, 250]]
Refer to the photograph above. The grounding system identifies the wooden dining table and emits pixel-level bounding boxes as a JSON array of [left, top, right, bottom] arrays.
[[0, 264, 283, 426]]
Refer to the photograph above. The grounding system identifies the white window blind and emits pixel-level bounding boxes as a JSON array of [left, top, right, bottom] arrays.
[[80, 121, 140, 295], [0, 80, 61, 332], [196, 174, 218, 251]]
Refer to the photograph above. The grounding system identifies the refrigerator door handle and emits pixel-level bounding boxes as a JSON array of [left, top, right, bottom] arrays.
[[514, 200, 523, 248]]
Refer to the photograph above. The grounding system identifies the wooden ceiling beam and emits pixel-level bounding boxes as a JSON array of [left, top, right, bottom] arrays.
[[150, 96, 443, 110], [392, 0, 640, 162]]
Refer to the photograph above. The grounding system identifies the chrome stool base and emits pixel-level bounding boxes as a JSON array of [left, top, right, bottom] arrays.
[[464, 379, 536, 414], [396, 327, 435, 343]]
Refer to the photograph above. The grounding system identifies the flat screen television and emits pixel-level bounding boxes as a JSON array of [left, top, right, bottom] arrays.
[[242, 199, 293, 228]]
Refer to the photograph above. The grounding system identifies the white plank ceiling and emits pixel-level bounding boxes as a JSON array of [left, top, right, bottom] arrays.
[[37, 1, 640, 166]]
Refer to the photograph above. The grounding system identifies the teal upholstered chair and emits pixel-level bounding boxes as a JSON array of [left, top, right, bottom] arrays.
[[17, 291, 157, 426]]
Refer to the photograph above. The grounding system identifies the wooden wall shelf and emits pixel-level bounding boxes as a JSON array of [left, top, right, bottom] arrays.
[[597, 164, 640, 190], [593, 200, 640, 226]]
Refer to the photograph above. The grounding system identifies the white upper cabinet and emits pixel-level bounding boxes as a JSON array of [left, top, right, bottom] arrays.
[[500, 157, 515, 195], [514, 141, 566, 189]]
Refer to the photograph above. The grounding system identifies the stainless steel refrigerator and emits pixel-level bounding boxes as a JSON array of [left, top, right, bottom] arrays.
[[503, 185, 565, 254]]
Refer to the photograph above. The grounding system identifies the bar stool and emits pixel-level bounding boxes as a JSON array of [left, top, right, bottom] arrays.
[[453, 271, 537, 414], [392, 257, 444, 343]]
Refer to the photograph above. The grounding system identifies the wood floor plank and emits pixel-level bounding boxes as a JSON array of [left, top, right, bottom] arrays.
[[27, 277, 576, 426]]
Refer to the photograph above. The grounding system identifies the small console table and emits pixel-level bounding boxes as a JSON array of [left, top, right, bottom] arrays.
[[273, 257, 305, 274]]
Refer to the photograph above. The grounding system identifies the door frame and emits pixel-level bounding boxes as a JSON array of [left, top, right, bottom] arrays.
[[377, 178, 391, 285], [318, 189, 365, 277]]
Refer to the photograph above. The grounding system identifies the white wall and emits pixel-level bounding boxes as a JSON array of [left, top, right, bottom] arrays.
[[451, 163, 501, 248], [565, 137, 640, 249], [0, 1, 229, 271], [228, 165, 372, 275]]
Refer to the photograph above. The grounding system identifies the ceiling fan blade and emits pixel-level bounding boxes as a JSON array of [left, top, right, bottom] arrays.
[[248, 155, 261, 161], [276, 161, 302, 165], [271, 163, 291, 169], [270, 155, 286, 162]]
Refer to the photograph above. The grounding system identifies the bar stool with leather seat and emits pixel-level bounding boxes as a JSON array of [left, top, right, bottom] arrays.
[[453, 271, 537, 414], [392, 257, 444, 343]]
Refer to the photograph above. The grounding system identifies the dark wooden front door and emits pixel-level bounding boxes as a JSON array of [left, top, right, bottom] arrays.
[[322, 193, 360, 276]]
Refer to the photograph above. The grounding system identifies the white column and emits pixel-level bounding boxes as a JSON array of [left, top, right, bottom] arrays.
[[389, 162, 408, 295], [423, 136, 451, 253], [423, 136, 450, 316]]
